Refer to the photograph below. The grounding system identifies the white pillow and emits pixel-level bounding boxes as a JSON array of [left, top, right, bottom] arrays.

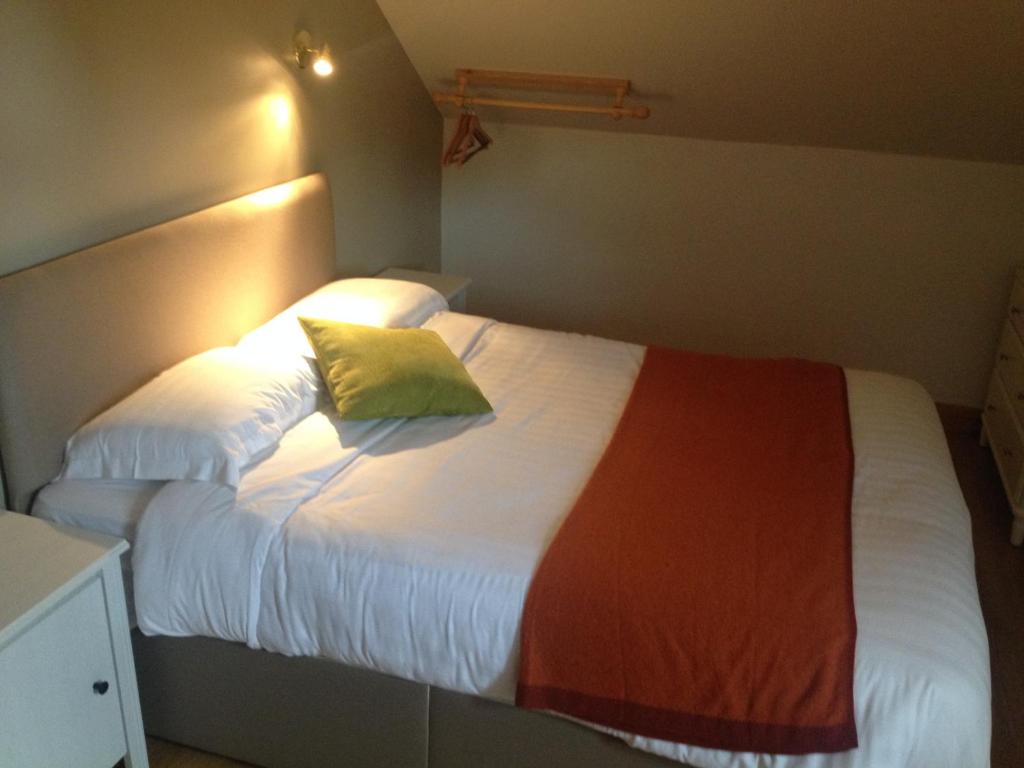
[[238, 277, 448, 357], [61, 347, 319, 487]]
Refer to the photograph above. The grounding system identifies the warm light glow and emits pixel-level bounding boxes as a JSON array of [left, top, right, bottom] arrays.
[[267, 95, 292, 131], [248, 183, 295, 208], [313, 58, 333, 76], [312, 48, 334, 77]]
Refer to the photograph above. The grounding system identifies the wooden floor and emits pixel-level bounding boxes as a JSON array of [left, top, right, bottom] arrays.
[[137, 407, 1021, 768], [143, 737, 254, 767]]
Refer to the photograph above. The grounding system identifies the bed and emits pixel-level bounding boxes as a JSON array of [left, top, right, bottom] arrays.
[[0, 173, 991, 768]]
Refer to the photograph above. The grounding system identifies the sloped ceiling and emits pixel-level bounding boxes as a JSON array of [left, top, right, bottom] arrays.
[[376, 0, 1023, 164]]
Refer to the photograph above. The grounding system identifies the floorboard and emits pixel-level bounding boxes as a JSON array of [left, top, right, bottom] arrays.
[[130, 406, 1021, 768]]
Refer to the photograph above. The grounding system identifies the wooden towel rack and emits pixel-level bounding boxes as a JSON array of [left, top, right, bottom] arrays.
[[433, 69, 651, 121]]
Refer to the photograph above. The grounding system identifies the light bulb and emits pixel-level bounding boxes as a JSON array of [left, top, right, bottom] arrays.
[[312, 45, 333, 77], [313, 57, 333, 76]]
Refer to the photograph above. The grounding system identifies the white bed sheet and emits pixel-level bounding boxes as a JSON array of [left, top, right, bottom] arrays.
[[131, 311, 991, 768]]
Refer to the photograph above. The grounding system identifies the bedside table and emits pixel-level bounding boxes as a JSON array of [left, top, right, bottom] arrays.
[[376, 268, 472, 313], [0, 511, 148, 767]]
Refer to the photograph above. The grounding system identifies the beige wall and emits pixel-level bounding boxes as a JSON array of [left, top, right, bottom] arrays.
[[0, 0, 440, 278], [379, 0, 1024, 165], [0, 0, 440, 507], [442, 122, 1024, 406]]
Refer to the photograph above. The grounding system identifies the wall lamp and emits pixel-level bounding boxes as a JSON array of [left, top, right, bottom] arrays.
[[293, 30, 333, 77]]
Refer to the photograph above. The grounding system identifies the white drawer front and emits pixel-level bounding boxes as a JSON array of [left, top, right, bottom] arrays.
[[0, 577, 126, 768], [986, 374, 1024, 504], [995, 322, 1024, 426]]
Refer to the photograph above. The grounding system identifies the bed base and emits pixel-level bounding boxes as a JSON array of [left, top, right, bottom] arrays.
[[133, 632, 685, 768]]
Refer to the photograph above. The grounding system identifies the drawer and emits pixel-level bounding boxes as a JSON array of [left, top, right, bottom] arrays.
[[0, 577, 126, 768], [994, 322, 1024, 426], [985, 374, 1024, 504], [1009, 278, 1024, 339]]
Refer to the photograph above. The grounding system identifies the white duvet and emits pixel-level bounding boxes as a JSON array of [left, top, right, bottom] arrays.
[[131, 312, 991, 768]]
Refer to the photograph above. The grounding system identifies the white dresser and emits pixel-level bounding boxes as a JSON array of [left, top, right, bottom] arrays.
[[0, 511, 149, 767], [981, 267, 1024, 546]]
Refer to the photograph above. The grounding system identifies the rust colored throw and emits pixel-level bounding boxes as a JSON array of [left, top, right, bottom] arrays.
[[517, 347, 857, 755]]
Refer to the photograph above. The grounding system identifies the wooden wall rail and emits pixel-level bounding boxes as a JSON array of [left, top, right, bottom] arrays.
[[432, 69, 651, 121]]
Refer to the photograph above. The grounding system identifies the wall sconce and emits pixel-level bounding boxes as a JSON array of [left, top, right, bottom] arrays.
[[293, 30, 333, 77]]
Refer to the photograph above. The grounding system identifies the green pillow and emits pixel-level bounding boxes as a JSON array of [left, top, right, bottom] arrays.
[[298, 317, 493, 420]]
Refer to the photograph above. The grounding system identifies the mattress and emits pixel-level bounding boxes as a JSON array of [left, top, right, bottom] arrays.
[[63, 311, 994, 767], [34, 478, 163, 541], [33, 478, 164, 624]]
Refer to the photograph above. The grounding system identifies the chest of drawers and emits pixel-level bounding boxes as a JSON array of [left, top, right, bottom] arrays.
[[981, 268, 1024, 545], [0, 511, 149, 767]]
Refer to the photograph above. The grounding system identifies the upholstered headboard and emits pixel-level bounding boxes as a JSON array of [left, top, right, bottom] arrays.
[[0, 173, 336, 512]]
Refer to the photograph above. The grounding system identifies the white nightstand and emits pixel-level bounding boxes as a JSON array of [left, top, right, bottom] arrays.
[[0, 511, 148, 768], [376, 268, 472, 313]]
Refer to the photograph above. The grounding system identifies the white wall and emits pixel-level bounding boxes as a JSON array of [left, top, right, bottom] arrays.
[[442, 122, 1024, 406], [0, 0, 440, 278]]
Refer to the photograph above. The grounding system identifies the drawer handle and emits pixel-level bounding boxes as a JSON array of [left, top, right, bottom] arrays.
[[1013, 306, 1022, 315], [1004, 447, 1015, 459], [1000, 353, 1011, 361], [92, 680, 110, 696], [987, 404, 997, 412]]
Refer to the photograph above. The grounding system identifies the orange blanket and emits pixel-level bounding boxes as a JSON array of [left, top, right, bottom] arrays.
[[517, 347, 857, 754]]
